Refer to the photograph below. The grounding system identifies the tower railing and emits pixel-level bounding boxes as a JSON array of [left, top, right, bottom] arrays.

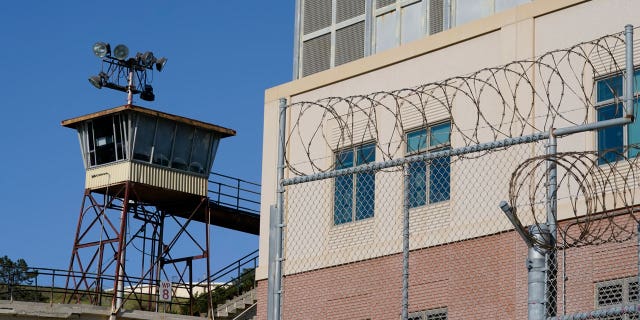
[[209, 172, 261, 215]]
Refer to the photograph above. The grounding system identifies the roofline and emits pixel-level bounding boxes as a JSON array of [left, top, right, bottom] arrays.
[[61, 104, 236, 137]]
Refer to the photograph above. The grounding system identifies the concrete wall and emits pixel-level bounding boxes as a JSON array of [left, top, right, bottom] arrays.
[[0, 300, 199, 320]]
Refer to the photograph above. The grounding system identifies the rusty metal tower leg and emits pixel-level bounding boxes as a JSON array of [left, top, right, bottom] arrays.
[[111, 182, 131, 317], [66, 186, 213, 317]]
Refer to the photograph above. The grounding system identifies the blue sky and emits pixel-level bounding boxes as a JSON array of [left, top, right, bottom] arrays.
[[0, 1, 294, 274]]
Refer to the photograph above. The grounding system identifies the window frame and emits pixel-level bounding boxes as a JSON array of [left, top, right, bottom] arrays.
[[130, 113, 215, 177], [81, 114, 129, 168], [296, 0, 531, 78], [406, 121, 451, 208], [333, 142, 377, 225], [595, 70, 640, 164]]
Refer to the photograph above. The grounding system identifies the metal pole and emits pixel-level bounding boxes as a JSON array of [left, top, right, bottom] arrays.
[[528, 224, 550, 320], [625, 24, 634, 119], [206, 203, 213, 320], [546, 132, 558, 318], [127, 69, 134, 105], [269, 98, 287, 320], [111, 183, 130, 320], [401, 165, 410, 320], [267, 205, 278, 319]]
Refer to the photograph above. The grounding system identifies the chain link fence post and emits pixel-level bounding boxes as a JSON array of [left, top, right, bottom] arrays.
[[402, 164, 410, 320]]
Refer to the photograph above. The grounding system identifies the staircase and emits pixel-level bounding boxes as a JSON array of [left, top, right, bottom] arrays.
[[214, 288, 257, 320]]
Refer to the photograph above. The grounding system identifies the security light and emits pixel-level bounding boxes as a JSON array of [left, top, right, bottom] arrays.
[[113, 44, 129, 60], [141, 51, 155, 68], [88, 72, 108, 89], [140, 85, 155, 101], [92, 42, 111, 58], [89, 42, 165, 103], [155, 57, 167, 71]]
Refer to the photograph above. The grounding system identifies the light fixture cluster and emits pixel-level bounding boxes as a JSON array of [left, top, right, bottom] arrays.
[[88, 42, 167, 102]]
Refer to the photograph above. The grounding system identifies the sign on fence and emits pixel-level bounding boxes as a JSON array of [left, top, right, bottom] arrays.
[[158, 281, 172, 302]]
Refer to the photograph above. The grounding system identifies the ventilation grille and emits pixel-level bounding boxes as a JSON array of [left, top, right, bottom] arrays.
[[408, 308, 448, 320], [376, 0, 396, 9], [427, 311, 448, 320], [597, 283, 624, 307], [303, 0, 332, 34], [335, 21, 365, 67], [337, 0, 366, 23], [630, 281, 639, 302], [429, 0, 444, 35], [302, 34, 331, 77]]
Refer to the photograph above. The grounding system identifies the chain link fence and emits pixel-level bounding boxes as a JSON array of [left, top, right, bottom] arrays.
[[280, 140, 549, 319]]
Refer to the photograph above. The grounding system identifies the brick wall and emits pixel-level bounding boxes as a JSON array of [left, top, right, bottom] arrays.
[[256, 222, 639, 319]]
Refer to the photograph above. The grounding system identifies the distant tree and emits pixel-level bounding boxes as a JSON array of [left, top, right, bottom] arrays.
[[0, 256, 43, 301], [185, 268, 256, 316]]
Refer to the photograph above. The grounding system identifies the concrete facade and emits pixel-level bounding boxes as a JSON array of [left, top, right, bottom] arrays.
[[0, 300, 199, 320]]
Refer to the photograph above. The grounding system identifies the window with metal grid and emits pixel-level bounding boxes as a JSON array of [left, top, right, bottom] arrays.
[[337, 0, 366, 23], [303, 0, 332, 34], [335, 22, 365, 67], [333, 143, 376, 225], [595, 71, 640, 164], [406, 122, 451, 208], [302, 34, 331, 77]]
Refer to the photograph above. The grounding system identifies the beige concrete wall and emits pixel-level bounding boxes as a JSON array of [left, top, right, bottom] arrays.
[[258, 0, 640, 280]]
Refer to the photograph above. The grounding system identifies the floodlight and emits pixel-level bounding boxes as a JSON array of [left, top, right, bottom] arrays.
[[141, 51, 155, 68], [92, 42, 111, 58], [88, 75, 102, 89], [88, 41, 165, 103], [88, 72, 108, 89], [140, 85, 155, 101], [113, 44, 129, 60], [155, 57, 167, 71]]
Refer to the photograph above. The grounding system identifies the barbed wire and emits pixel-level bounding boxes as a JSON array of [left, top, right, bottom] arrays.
[[284, 30, 628, 176], [507, 147, 640, 249]]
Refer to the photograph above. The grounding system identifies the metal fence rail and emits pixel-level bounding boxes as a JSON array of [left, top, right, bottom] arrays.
[[209, 172, 261, 214], [0, 250, 259, 315]]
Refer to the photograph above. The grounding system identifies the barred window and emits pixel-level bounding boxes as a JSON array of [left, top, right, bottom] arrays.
[[334, 143, 376, 224], [595, 71, 640, 164], [406, 122, 451, 208]]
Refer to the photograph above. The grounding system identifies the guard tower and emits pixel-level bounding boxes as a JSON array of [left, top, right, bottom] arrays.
[[62, 104, 238, 314]]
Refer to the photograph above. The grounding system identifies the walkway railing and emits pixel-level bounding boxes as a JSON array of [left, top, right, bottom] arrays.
[[209, 172, 261, 215], [0, 250, 259, 314]]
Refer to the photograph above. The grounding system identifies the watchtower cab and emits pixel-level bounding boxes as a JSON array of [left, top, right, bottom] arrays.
[[62, 104, 235, 201]]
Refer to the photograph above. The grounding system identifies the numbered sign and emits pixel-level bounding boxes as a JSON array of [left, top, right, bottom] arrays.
[[159, 281, 172, 302]]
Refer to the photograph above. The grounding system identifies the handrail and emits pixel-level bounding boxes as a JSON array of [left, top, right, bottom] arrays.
[[196, 250, 259, 288], [0, 249, 259, 313], [208, 172, 261, 215]]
